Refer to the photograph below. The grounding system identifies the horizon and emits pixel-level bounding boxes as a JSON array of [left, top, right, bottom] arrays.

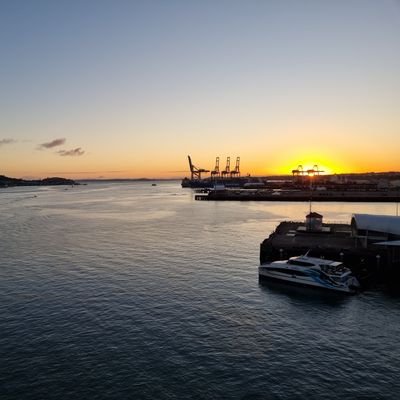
[[1, 1, 399, 178], [3, 169, 400, 182]]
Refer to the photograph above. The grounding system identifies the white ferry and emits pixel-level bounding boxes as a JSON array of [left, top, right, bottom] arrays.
[[259, 254, 360, 294]]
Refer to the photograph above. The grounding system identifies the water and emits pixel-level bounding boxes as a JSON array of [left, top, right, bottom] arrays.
[[1, 182, 399, 399]]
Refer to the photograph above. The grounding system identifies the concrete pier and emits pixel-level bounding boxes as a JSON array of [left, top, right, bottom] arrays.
[[196, 189, 400, 202]]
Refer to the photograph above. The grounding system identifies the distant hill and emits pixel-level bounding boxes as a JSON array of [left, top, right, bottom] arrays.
[[0, 175, 77, 187]]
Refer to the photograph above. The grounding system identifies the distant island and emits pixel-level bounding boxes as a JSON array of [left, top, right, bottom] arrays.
[[0, 175, 77, 188]]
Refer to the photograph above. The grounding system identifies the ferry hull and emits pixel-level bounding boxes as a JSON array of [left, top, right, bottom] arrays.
[[258, 267, 358, 294]]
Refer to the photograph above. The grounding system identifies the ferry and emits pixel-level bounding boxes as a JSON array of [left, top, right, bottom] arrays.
[[259, 254, 360, 294]]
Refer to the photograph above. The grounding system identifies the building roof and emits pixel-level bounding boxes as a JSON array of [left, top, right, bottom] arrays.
[[374, 240, 400, 246], [352, 214, 400, 236]]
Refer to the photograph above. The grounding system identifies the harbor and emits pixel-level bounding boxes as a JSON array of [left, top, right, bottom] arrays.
[[183, 156, 400, 202], [4, 2, 400, 398]]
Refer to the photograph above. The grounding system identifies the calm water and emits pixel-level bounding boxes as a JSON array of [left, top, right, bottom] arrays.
[[1, 182, 399, 399]]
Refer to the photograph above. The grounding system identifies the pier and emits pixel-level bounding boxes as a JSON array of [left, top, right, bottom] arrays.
[[195, 189, 400, 202], [260, 214, 400, 288]]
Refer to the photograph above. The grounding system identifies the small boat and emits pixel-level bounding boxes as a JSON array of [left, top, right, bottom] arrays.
[[258, 253, 360, 294]]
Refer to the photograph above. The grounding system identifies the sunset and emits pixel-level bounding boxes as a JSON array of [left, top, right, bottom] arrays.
[[1, 1, 399, 179], [2, 2, 400, 399]]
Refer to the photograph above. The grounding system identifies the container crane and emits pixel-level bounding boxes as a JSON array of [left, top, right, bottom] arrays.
[[187, 155, 209, 180], [211, 157, 220, 179], [230, 157, 240, 178], [292, 165, 305, 177], [221, 157, 231, 179], [306, 165, 324, 176]]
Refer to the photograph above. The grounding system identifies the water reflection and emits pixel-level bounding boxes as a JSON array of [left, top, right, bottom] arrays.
[[258, 278, 351, 307]]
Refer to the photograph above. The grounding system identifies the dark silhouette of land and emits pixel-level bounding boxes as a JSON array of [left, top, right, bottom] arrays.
[[0, 175, 77, 187]]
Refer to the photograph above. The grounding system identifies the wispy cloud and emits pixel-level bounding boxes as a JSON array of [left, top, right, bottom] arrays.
[[0, 138, 16, 146], [57, 147, 85, 157], [39, 138, 66, 149]]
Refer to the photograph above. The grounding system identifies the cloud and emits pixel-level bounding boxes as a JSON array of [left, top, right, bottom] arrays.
[[39, 138, 66, 149], [0, 138, 16, 146], [57, 147, 85, 157]]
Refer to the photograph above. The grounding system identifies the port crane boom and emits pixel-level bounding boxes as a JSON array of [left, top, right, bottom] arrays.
[[187, 155, 209, 180]]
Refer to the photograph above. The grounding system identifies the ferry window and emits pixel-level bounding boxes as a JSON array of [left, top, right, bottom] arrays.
[[292, 270, 307, 276], [269, 268, 292, 275], [269, 268, 307, 276], [288, 260, 314, 267]]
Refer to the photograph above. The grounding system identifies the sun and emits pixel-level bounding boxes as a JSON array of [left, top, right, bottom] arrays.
[[274, 151, 349, 176], [254, 147, 353, 176]]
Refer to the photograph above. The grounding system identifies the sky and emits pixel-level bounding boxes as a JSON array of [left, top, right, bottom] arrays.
[[1, 0, 399, 179]]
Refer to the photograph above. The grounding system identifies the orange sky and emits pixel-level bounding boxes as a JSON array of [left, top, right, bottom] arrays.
[[1, 2, 399, 179]]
